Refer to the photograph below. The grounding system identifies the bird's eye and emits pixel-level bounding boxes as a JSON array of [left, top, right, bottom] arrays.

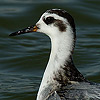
[[43, 17, 55, 25]]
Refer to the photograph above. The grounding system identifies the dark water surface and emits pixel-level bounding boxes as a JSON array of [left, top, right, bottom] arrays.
[[0, 0, 100, 100]]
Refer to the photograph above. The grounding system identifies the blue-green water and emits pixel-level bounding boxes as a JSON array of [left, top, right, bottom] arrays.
[[0, 0, 100, 100]]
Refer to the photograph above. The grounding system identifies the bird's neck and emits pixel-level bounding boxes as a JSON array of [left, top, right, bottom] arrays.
[[37, 31, 86, 100]]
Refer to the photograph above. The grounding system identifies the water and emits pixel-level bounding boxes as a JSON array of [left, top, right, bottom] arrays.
[[0, 0, 100, 100]]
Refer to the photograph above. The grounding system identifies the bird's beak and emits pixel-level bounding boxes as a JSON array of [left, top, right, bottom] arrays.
[[9, 25, 39, 36]]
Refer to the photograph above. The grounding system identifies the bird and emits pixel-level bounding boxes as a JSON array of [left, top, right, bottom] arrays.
[[9, 9, 100, 100]]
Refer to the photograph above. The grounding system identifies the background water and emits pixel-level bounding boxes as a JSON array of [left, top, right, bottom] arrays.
[[0, 0, 100, 100]]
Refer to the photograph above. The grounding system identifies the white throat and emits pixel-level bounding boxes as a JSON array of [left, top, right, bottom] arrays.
[[37, 26, 74, 100]]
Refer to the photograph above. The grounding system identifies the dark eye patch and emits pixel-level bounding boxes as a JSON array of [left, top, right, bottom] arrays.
[[54, 20, 66, 32], [43, 16, 55, 25]]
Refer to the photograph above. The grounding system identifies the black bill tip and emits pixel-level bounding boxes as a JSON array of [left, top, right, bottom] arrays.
[[9, 25, 36, 36], [9, 31, 22, 36]]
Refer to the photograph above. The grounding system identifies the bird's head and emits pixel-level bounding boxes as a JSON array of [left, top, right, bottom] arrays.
[[9, 9, 76, 40]]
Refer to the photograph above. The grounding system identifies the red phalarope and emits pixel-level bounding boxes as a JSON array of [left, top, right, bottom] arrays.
[[9, 9, 100, 100]]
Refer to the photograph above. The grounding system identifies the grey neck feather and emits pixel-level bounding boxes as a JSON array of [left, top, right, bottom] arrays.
[[42, 30, 87, 86], [55, 56, 87, 85], [37, 26, 87, 100], [37, 30, 87, 100]]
